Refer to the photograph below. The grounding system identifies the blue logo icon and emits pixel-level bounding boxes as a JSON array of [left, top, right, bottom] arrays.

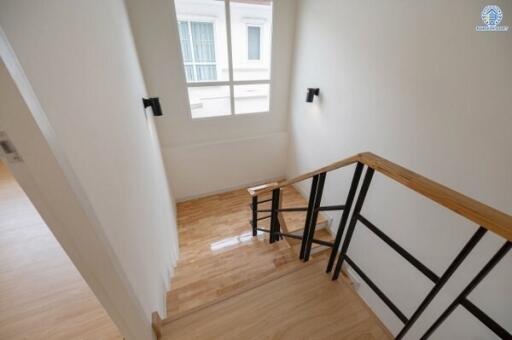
[[476, 5, 509, 31]]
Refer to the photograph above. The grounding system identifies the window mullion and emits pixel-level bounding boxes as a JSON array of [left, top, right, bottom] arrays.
[[224, 0, 235, 115]]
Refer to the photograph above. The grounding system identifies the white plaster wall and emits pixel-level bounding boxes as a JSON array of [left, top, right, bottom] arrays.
[[0, 1, 180, 338], [126, 0, 296, 200], [165, 132, 287, 200], [287, 0, 512, 338]]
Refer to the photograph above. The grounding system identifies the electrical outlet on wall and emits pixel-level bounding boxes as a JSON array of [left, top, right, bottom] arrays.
[[0, 131, 22, 163]]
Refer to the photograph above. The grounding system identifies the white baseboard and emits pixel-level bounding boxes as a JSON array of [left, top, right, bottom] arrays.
[[175, 176, 285, 203]]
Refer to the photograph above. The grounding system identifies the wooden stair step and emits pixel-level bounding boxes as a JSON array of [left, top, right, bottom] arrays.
[[166, 239, 301, 317], [288, 228, 335, 256], [160, 261, 392, 340]]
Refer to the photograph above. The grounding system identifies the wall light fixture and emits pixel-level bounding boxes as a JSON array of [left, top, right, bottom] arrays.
[[306, 88, 320, 103]]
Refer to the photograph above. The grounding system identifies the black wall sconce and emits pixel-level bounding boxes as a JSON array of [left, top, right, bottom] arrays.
[[306, 88, 320, 103], [142, 97, 163, 116]]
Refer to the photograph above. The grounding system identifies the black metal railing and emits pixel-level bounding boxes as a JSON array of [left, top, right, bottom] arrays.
[[250, 159, 511, 339], [251, 162, 364, 268], [420, 241, 511, 339]]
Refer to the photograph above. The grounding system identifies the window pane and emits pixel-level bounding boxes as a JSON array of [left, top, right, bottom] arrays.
[[195, 65, 217, 81], [175, 0, 229, 82], [234, 84, 270, 115], [191, 22, 216, 62], [230, 0, 272, 80], [184, 65, 195, 81], [178, 21, 193, 63], [188, 86, 231, 118], [247, 26, 261, 60]]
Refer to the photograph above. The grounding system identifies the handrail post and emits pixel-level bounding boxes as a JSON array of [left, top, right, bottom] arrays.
[[303, 172, 327, 261], [251, 196, 258, 237], [421, 241, 511, 339], [332, 167, 375, 280], [300, 175, 320, 259], [269, 188, 281, 243], [396, 226, 487, 339], [326, 162, 364, 273]]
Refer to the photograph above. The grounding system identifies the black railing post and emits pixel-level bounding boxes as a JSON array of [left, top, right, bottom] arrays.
[[395, 226, 487, 339], [326, 162, 364, 273], [251, 196, 258, 237], [303, 172, 327, 261], [276, 189, 283, 240], [299, 175, 320, 259], [269, 188, 281, 243], [421, 241, 511, 340], [332, 167, 375, 280]]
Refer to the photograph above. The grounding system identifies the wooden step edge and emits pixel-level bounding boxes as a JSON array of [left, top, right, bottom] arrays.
[[284, 218, 330, 234], [336, 269, 395, 340], [152, 311, 163, 339], [159, 256, 325, 327]]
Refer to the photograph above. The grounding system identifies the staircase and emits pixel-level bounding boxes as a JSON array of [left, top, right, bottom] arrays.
[[154, 152, 512, 340], [161, 260, 391, 339], [164, 186, 332, 319]]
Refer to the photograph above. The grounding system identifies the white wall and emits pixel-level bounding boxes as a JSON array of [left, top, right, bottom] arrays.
[[0, 1, 179, 339], [126, 0, 296, 200], [288, 0, 512, 338], [165, 132, 287, 199]]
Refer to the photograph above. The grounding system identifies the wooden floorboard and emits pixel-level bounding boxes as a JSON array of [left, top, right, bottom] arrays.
[[0, 161, 121, 339], [162, 261, 392, 340], [165, 186, 391, 339], [167, 186, 328, 316]]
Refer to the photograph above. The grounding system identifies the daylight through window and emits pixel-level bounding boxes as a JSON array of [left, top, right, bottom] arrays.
[[175, 0, 273, 118]]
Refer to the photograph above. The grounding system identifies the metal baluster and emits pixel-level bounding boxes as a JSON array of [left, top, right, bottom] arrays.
[[299, 175, 320, 259], [303, 172, 327, 261], [326, 162, 364, 273], [269, 188, 280, 243], [421, 241, 511, 340], [332, 167, 374, 280], [396, 226, 487, 339], [251, 196, 258, 237]]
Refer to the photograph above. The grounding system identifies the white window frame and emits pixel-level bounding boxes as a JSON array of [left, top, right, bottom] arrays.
[[180, 0, 273, 118]]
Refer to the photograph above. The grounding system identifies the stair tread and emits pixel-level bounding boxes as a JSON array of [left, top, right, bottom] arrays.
[[166, 237, 300, 316], [288, 228, 335, 254], [166, 187, 338, 328], [161, 261, 392, 340], [163, 256, 324, 324]]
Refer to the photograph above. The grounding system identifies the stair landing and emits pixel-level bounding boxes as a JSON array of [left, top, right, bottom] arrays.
[[162, 260, 392, 339], [165, 187, 389, 339], [168, 186, 329, 316]]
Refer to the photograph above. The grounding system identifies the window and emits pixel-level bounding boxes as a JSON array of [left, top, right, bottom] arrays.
[[175, 0, 273, 118], [247, 25, 261, 60], [178, 21, 217, 82]]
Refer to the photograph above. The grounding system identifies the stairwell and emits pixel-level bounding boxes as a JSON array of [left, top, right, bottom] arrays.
[[154, 153, 512, 340], [165, 187, 333, 319], [156, 185, 390, 339]]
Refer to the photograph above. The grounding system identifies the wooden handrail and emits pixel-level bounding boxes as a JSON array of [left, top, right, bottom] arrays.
[[248, 152, 512, 241], [248, 154, 362, 197]]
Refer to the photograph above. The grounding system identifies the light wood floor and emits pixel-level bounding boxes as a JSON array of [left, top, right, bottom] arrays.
[[165, 187, 391, 339], [163, 261, 392, 340], [0, 161, 121, 339], [167, 186, 330, 317]]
